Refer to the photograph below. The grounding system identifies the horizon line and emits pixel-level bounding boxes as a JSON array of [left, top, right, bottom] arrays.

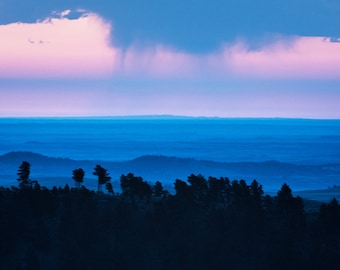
[[0, 114, 340, 121]]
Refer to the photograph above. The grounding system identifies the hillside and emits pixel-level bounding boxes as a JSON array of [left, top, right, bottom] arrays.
[[0, 151, 339, 193]]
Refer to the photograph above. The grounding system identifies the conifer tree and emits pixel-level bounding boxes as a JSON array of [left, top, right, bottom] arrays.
[[93, 165, 111, 192], [153, 181, 164, 197], [72, 168, 85, 189], [17, 161, 31, 189], [105, 182, 114, 195]]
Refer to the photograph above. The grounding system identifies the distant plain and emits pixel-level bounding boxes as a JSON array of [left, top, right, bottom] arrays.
[[0, 117, 339, 198]]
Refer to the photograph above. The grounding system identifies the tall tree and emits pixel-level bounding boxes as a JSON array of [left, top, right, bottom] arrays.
[[187, 174, 208, 206], [153, 181, 165, 197], [230, 179, 251, 208], [93, 165, 111, 192], [17, 161, 31, 189], [72, 168, 85, 189], [174, 179, 191, 199], [105, 182, 114, 195], [208, 176, 231, 206], [276, 183, 305, 232], [120, 173, 152, 202], [250, 179, 264, 203], [319, 198, 340, 232]]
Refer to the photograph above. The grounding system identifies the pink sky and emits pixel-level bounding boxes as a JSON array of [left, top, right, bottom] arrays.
[[1, 81, 339, 118], [0, 11, 119, 78], [1, 10, 340, 80], [0, 10, 339, 118]]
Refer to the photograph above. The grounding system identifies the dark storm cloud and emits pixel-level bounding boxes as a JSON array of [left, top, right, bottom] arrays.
[[1, 0, 339, 52]]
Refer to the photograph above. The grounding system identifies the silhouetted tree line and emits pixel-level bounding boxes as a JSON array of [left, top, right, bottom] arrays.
[[0, 161, 339, 269]]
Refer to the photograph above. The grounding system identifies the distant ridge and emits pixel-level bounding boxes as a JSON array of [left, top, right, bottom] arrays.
[[0, 151, 330, 175], [1, 151, 339, 192], [2, 115, 339, 121], [0, 151, 73, 162]]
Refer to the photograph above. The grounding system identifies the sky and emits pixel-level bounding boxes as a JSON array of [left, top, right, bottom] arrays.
[[0, 0, 340, 118]]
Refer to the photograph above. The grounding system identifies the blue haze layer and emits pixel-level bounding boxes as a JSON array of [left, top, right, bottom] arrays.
[[0, 117, 340, 193], [0, 117, 339, 164]]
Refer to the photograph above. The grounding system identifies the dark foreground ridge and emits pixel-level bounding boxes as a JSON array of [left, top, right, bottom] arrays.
[[0, 161, 339, 269]]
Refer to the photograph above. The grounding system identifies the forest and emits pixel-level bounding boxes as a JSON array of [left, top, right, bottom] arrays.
[[0, 161, 339, 270]]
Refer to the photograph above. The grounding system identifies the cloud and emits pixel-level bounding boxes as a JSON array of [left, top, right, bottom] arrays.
[[121, 44, 204, 78], [118, 36, 340, 80], [0, 10, 120, 78], [52, 9, 71, 18], [1, 9, 340, 80], [222, 36, 340, 79], [330, 36, 340, 43]]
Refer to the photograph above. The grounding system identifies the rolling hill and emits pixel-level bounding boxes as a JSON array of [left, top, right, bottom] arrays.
[[1, 151, 339, 194]]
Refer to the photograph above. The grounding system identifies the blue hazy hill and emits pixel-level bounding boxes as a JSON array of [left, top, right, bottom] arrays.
[[1, 151, 339, 194]]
